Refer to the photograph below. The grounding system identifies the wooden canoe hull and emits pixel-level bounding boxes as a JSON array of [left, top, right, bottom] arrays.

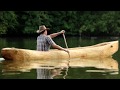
[[1, 40, 119, 61]]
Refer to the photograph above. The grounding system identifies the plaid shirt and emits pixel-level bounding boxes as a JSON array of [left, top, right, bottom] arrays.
[[37, 34, 55, 51]]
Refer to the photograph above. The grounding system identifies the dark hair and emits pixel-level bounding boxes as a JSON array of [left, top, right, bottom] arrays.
[[39, 30, 46, 34]]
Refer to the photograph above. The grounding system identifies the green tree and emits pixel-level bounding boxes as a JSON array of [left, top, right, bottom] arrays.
[[0, 11, 18, 35]]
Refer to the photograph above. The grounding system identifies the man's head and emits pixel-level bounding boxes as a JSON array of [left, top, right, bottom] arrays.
[[36, 25, 50, 34]]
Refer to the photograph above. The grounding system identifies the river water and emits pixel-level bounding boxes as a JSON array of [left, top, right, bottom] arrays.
[[0, 36, 119, 79]]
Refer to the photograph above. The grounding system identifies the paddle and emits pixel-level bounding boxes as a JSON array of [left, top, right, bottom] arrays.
[[62, 33, 70, 58], [63, 33, 68, 49], [62, 33, 70, 79]]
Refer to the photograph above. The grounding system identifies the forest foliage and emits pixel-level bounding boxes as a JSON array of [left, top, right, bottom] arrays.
[[0, 11, 120, 36]]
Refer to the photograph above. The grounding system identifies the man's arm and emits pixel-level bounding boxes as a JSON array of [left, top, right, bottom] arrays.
[[51, 44, 69, 53], [50, 30, 65, 38]]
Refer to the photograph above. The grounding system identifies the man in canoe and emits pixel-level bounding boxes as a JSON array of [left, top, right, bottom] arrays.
[[36, 25, 69, 53], [36, 25, 68, 79]]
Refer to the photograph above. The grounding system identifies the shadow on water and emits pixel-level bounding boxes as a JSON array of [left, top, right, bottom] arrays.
[[0, 57, 119, 79]]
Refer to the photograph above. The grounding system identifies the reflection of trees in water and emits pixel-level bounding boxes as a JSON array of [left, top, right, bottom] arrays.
[[5, 37, 24, 48], [0, 37, 36, 50]]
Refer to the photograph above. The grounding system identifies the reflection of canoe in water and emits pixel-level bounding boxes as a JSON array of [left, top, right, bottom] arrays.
[[1, 40, 119, 61], [70, 58, 118, 71], [2, 57, 118, 73]]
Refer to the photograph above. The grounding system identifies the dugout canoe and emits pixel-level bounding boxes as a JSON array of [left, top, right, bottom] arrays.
[[1, 40, 119, 61]]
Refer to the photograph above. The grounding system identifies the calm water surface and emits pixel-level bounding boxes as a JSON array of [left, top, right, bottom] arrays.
[[0, 36, 120, 79]]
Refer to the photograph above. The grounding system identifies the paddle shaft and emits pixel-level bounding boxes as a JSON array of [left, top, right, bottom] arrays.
[[63, 34, 70, 59], [62, 33, 70, 79], [63, 34, 68, 49]]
